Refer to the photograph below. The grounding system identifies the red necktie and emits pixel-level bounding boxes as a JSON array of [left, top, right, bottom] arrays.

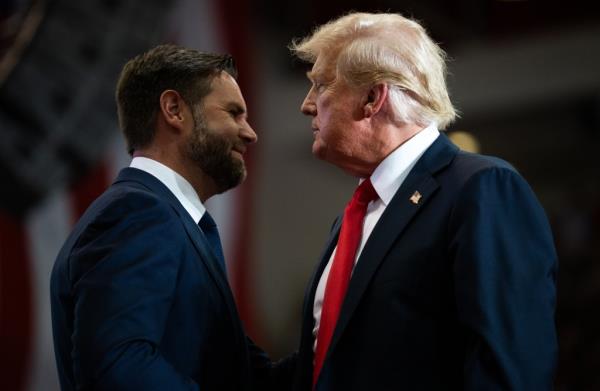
[[313, 178, 378, 389]]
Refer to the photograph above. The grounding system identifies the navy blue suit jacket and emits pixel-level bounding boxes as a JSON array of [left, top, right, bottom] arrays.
[[51, 168, 268, 390], [292, 134, 558, 390]]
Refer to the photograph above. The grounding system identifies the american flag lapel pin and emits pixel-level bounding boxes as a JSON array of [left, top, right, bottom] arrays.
[[409, 191, 422, 205]]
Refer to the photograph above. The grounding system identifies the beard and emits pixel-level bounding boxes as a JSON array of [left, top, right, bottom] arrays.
[[184, 111, 247, 194]]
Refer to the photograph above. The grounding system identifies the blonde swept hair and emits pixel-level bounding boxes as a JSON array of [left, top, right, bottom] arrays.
[[290, 12, 457, 129]]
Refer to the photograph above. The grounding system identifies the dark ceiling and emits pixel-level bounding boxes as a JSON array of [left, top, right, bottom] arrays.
[[252, 0, 600, 70]]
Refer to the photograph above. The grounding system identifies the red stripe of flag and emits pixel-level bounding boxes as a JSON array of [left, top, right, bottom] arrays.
[[0, 212, 33, 391], [69, 163, 111, 223]]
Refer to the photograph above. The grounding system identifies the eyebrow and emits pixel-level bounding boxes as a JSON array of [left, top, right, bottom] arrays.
[[227, 102, 247, 116]]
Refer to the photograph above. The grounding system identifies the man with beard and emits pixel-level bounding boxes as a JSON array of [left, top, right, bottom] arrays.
[[50, 45, 269, 390]]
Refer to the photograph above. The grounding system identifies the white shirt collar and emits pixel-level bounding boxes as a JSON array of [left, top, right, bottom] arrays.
[[130, 157, 205, 224], [368, 123, 440, 205]]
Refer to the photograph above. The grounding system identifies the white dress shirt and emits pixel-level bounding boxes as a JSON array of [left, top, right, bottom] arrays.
[[130, 157, 206, 225], [312, 123, 440, 350]]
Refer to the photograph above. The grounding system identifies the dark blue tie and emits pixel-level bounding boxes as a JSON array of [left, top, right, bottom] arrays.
[[198, 211, 226, 271]]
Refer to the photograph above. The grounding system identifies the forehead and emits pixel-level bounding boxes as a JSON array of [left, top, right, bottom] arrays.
[[307, 53, 337, 80], [203, 72, 246, 106]]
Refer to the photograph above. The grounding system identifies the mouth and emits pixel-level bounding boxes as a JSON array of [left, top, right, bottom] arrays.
[[231, 146, 246, 159], [312, 126, 319, 138]]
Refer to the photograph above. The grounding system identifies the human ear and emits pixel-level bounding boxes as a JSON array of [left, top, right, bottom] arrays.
[[159, 90, 187, 130], [363, 83, 388, 118]]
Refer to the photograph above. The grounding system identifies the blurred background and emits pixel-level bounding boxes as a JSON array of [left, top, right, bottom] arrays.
[[1, 0, 598, 389]]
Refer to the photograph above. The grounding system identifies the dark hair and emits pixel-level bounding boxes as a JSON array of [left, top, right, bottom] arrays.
[[115, 44, 237, 154]]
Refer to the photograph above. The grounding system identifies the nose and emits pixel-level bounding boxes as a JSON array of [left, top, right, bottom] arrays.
[[300, 88, 316, 116], [241, 120, 258, 144]]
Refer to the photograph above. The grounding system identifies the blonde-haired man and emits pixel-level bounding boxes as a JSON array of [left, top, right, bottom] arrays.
[[290, 12, 557, 390]]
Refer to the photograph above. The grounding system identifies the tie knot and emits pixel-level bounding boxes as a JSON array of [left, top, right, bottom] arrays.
[[199, 211, 217, 230], [353, 178, 378, 205]]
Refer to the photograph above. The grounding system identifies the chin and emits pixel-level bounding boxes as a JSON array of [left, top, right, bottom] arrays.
[[312, 141, 327, 159], [312, 142, 338, 165], [237, 167, 248, 184]]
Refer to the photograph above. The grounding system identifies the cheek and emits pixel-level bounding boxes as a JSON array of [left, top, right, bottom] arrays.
[[204, 112, 238, 133], [315, 102, 335, 133], [317, 110, 345, 144], [205, 121, 237, 141]]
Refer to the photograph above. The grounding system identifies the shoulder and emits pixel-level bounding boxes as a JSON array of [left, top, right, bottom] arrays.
[[61, 182, 188, 283], [459, 152, 527, 192], [87, 181, 178, 225], [441, 150, 529, 195], [452, 150, 516, 177], [68, 181, 185, 254], [444, 152, 548, 227]]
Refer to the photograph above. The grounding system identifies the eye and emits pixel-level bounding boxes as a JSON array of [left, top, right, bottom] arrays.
[[313, 81, 325, 92], [228, 106, 245, 118]]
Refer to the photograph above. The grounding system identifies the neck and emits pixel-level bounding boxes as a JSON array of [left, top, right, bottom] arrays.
[[341, 122, 427, 178], [133, 148, 217, 203]]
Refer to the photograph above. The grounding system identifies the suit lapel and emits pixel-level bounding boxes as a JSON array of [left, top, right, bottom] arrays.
[[179, 211, 243, 321], [114, 168, 245, 337], [325, 134, 459, 357]]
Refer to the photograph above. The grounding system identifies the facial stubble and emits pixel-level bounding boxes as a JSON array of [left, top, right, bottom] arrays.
[[185, 111, 247, 194]]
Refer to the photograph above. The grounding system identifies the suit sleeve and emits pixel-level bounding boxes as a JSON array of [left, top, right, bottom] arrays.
[[246, 337, 298, 391], [68, 193, 198, 390], [449, 166, 558, 390]]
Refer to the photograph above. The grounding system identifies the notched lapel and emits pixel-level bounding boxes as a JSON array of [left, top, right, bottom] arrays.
[[181, 217, 233, 293], [327, 173, 439, 355], [326, 134, 458, 357], [115, 168, 245, 339], [179, 211, 244, 325]]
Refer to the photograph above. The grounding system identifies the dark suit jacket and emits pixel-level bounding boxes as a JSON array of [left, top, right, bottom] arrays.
[[51, 168, 268, 390], [292, 134, 558, 390]]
